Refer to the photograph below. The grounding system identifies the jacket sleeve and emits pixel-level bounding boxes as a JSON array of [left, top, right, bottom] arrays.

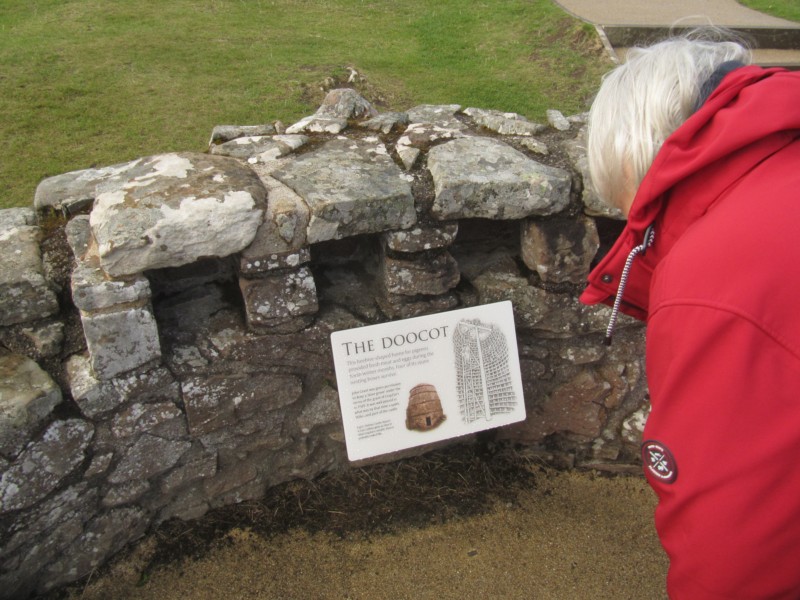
[[644, 302, 800, 600]]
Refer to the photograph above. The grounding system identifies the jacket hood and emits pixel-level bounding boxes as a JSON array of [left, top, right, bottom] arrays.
[[581, 65, 800, 320]]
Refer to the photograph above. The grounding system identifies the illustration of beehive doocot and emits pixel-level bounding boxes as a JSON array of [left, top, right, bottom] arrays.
[[405, 384, 447, 431], [453, 319, 517, 423]]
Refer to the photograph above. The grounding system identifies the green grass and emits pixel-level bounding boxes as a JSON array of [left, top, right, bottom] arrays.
[[738, 0, 800, 22], [0, 0, 611, 209]]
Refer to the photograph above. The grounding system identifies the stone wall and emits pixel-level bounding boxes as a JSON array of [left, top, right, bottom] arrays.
[[0, 89, 645, 598]]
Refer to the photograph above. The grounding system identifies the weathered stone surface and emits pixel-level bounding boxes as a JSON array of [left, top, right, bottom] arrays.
[[464, 107, 547, 136], [41, 507, 148, 592], [622, 404, 651, 444], [516, 137, 549, 155], [562, 129, 624, 220], [272, 138, 416, 243], [428, 137, 572, 220], [111, 401, 185, 439], [89, 152, 266, 277], [80, 304, 161, 380], [242, 173, 310, 255], [359, 112, 409, 134], [380, 250, 460, 296], [316, 88, 378, 120], [0, 419, 94, 513], [16, 321, 65, 359], [0, 207, 36, 229], [0, 353, 63, 457], [107, 434, 191, 484], [160, 447, 217, 495], [376, 290, 459, 320], [523, 370, 610, 441], [382, 222, 458, 252], [33, 159, 142, 214], [239, 267, 318, 328], [406, 104, 463, 126], [1, 483, 96, 560], [64, 215, 92, 260], [240, 247, 311, 277], [66, 356, 179, 419], [546, 109, 571, 131], [0, 209, 59, 327], [182, 372, 301, 436], [297, 383, 341, 433], [210, 134, 309, 164], [208, 124, 277, 145], [396, 122, 466, 151], [472, 270, 622, 338], [284, 89, 378, 135], [71, 257, 151, 312], [521, 216, 599, 284], [396, 145, 421, 170], [102, 480, 150, 507]]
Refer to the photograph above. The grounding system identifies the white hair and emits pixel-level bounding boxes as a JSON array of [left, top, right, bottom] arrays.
[[587, 30, 752, 209]]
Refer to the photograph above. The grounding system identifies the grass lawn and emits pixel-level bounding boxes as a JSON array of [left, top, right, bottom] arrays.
[[738, 0, 800, 22], [0, 0, 611, 209]]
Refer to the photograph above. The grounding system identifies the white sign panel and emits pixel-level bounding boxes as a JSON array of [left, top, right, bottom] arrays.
[[330, 301, 526, 461]]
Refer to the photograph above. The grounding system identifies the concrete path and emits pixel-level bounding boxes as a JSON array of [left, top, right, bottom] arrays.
[[555, 0, 800, 68]]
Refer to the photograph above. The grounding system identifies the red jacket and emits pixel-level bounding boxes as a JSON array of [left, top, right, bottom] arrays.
[[581, 66, 800, 599]]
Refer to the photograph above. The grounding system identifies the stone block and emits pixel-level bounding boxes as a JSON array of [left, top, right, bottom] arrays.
[[66, 356, 179, 419], [472, 270, 622, 338], [209, 124, 277, 146], [41, 508, 148, 593], [0, 419, 94, 513], [182, 372, 301, 436], [380, 250, 460, 296], [271, 138, 416, 243], [0, 210, 59, 327], [71, 257, 151, 313], [240, 247, 311, 277], [520, 216, 599, 284], [33, 159, 142, 215], [241, 174, 310, 256], [406, 104, 463, 126], [89, 152, 266, 277], [107, 433, 191, 484], [464, 107, 546, 136], [239, 267, 318, 329], [160, 447, 217, 495], [102, 480, 150, 507], [210, 134, 308, 164], [0, 353, 63, 457], [358, 112, 409, 134], [562, 129, 625, 220], [546, 109, 571, 131], [376, 290, 459, 320], [428, 137, 572, 220], [382, 222, 458, 252], [80, 304, 161, 380], [521, 370, 610, 442], [297, 383, 342, 434], [64, 215, 92, 261], [110, 401, 185, 439]]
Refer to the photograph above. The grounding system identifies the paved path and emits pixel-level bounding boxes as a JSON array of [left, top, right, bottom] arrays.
[[554, 0, 800, 67]]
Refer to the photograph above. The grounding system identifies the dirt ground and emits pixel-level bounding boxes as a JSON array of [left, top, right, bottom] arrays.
[[54, 445, 669, 600]]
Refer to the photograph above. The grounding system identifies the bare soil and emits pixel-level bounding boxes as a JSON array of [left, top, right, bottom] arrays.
[[51, 444, 668, 600]]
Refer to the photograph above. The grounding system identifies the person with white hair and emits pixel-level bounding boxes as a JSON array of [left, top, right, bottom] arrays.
[[580, 30, 800, 598]]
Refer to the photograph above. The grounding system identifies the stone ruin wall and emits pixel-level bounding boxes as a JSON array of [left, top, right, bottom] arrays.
[[0, 89, 647, 598]]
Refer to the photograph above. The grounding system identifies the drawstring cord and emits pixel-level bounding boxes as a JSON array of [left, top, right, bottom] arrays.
[[603, 224, 656, 346]]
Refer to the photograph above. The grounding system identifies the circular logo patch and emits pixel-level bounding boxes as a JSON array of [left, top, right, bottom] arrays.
[[642, 440, 678, 484]]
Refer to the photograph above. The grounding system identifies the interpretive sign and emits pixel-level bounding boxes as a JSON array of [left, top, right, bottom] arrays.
[[331, 301, 526, 461]]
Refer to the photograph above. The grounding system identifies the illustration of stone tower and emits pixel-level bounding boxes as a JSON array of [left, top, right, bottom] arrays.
[[453, 318, 516, 423], [405, 384, 446, 431]]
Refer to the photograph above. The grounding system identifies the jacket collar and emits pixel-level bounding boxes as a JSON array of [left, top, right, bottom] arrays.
[[580, 65, 791, 320]]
